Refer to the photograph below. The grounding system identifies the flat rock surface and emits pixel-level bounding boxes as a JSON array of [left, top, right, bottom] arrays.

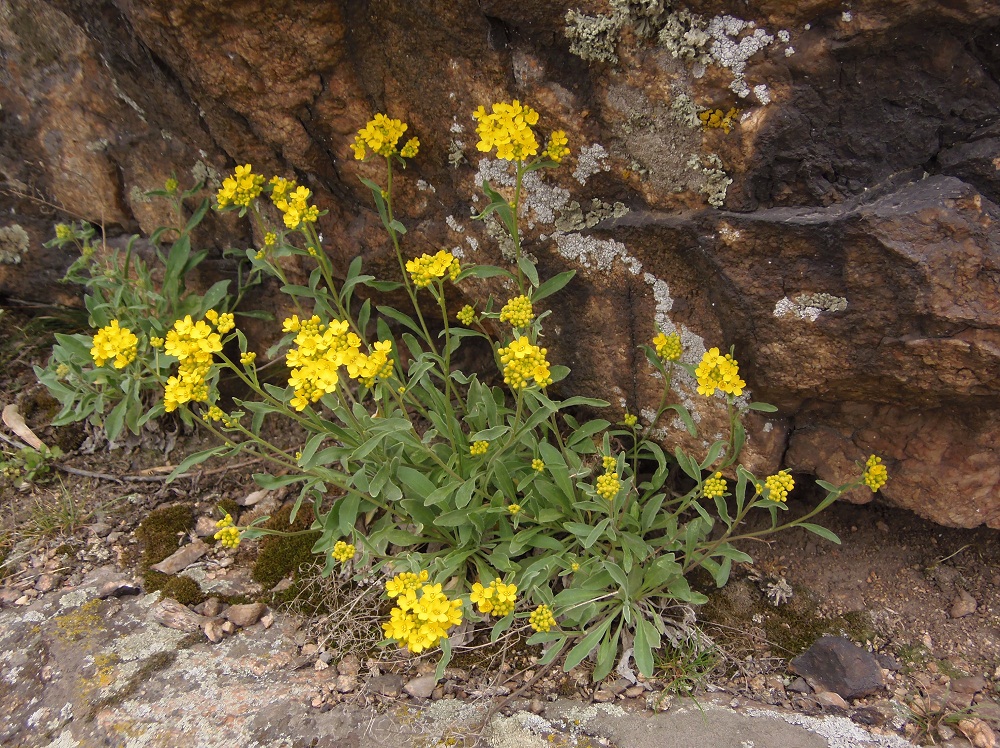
[[0, 575, 916, 748]]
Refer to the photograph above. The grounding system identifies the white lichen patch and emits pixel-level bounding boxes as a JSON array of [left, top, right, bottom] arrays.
[[573, 143, 611, 185], [752, 84, 771, 105], [416, 179, 436, 193], [0, 224, 29, 264], [109, 626, 188, 663], [56, 588, 96, 612], [555, 233, 639, 274], [445, 215, 464, 233], [706, 15, 776, 99], [774, 293, 848, 322]]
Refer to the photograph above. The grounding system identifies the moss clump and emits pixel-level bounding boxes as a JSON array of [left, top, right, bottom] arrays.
[[145, 573, 204, 606], [218, 498, 239, 519], [700, 578, 876, 658], [251, 504, 319, 590], [135, 504, 194, 569]]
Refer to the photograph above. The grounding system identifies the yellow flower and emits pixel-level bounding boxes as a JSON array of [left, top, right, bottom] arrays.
[[382, 576, 463, 654], [332, 540, 356, 563], [473, 100, 540, 162], [863, 455, 888, 493], [54, 223, 74, 241], [282, 315, 301, 333], [470, 440, 489, 456], [508, 504, 521, 515], [385, 570, 429, 599], [602, 455, 617, 472], [570, 562, 580, 572], [764, 470, 794, 502], [457, 305, 476, 326], [283, 316, 366, 410], [215, 513, 234, 529], [471, 579, 517, 617], [703, 472, 728, 499], [353, 114, 409, 159], [596, 472, 620, 501], [215, 313, 235, 334], [544, 130, 570, 162], [695, 347, 746, 397], [240, 351, 256, 366], [161, 315, 221, 412], [164, 177, 179, 193], [406, 250, 461, 288], [623, 413, 638, 428], [497, 337, 552, 389], [529, 604, 556, 633], [91, 320, 138, 369], [204, 309, 219, 324], [216, 164, 264, 209], [653, 331, 682, 361], [273, 184, 319, 229], [499, 295, 534, 328], [532, 458, 545, 472], [254, 249, 266, 260]]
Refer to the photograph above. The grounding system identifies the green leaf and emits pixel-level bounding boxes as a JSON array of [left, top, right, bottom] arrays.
[[517, 257, 540, 288], [532, 270, 576, 302], [634, 617, 658, 678], [103, 398, 127, 442], [166, 446, 226, 483], [748, 402, 778, 413], [799, 522, 842, 544], [564, 615, 616, 672]]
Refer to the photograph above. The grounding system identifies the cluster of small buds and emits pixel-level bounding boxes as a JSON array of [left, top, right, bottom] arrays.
[[531, 458, 545, 472], [240, 351, 257, 366], [499, 295, 534, 328], [529, 604, 556, 633], [703, 472, 728, 499], [652, 332, 683, 362], [623, 413, 638, 428], [470, 441, 489, 456], [331, 540, 356, 563], [507, 504, 521, 515], [596, 454, 621, 500], [457, 305, 476, 326], [214, 514, 240, 549], [763, 470, 794, 502], [863, 455, 888, 492]]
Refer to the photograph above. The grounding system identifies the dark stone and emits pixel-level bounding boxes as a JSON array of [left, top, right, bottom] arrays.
[[790, 636, 885, 700], [851, 707, 888, 727], [876, 653, 901, 672]]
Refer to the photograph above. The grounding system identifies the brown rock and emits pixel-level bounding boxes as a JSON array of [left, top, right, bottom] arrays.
[[224, 602, 267, 627], [98, 579, 141, 599], [403, 675, 437, 700], [334, 675, 358, 694], [958, 718, 997, 748], [201, 597, 225, 617], [815, 691, 850, 710], [952, 675, 989, 694], [202, 618, 226, 643], [951, 589, 978, 618], [368, 674, 404, 698], [149, 540, 209, 575], [193, 516, 218, 538], [151, 598, 209, 632]]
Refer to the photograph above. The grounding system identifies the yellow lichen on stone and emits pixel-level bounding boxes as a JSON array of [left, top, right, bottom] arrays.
[[54, 598, 103, 641], [698, 107, 740, 134]]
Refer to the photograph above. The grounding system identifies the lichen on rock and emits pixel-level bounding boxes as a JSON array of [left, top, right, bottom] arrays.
[[0, 225, 29, 265]]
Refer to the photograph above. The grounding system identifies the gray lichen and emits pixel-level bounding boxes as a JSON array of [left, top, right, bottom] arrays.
[[658, 10, 712, 65], [687, 153, 732, 208], [572, 143, 611, 185], [554, 198, 629, 232], [0, 224, 29, 264], [774, 293, 848, 322], [564, 8, 624, 63], [669, 90, 702, 129]]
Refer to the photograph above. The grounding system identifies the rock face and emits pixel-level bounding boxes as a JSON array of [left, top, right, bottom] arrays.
[[790, 635, 886, 700], [2, 1, 999, 527]]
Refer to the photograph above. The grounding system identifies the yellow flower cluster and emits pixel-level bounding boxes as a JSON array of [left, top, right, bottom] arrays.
[[473, 100, 540, 162], [264, 232, 277, 247], [470, 440, 489, 456], [382, 572, 463, 654], [332, 540, 356, 563], [214, 514, 240, 549], [602, 455, 618, 472], [216, 164, 264, 209], [164, 177, 179, 193], [699, 107, 740, 134], [529, 604, 556, 633], [863, 455, 888, 492], [497, 337, 552, 389], [764, 470, 794, 502], [163, 315, 224, 412], [653, 332, 682, 361], [596, 472, 620, 501], [268, 177, 319, 229], [204, 310, 235, 334], [508, 504, 521, 515], [405, 250, 461, 288], [695, 347, 746, 397], [623, 413, 638, 428], [150, 336, 164, 348], [399, 138, 419, 159], [545, 131, 571, 163], [55, 224, 74, 241], [90, 320, 138, 369], [499, 295, 534, 328], [532, 458, 545, 472], [457, 305, 476, 326], [240, 351, 256, 366], [703, 471, 728, 499], [284, 316, 393, 410], [470, 579, 518, 617], [352, 114, 411, 159]]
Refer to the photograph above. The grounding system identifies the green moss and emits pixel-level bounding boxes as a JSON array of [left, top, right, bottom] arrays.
[[218, 498, 239, 519], [251, 504, 320, 590], [135, 504, 194, 569], [146, 574, 204, 606], [700, 578, 876, 658]]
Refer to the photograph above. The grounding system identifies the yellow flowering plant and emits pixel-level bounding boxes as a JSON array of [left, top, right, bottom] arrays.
[[38, 107, 889, 684], [36, 179, 258, 441]]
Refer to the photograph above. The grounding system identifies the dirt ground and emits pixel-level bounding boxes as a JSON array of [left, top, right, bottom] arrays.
[[2, 307, 998, 745]]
